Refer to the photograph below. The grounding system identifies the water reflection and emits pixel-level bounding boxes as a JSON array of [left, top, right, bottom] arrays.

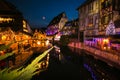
[[35, 45, 120, 80], [84, 63, 97, 80], [83, 53, 120, 80], [54, 45, 120, 80], [54, 45, 66, 63], [0, 51, 15, 70]]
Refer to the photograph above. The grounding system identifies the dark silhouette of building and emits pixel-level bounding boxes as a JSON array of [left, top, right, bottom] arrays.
[[0, 0, 23, 32]]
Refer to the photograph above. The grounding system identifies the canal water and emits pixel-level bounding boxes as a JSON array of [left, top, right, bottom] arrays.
[[32, 46, 120, 80]]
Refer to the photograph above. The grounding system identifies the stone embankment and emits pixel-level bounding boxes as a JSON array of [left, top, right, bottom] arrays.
[[68, 42, 120, 69]]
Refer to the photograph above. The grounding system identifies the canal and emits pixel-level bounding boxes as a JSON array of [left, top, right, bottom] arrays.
[[32, 46, 120, 80]]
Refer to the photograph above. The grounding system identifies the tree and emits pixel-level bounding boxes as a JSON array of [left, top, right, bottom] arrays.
[[60, 35, 69, 46]]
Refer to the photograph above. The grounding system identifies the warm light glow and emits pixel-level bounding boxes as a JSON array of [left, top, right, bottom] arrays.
[[24, 29, 28, 32], [41, 43, 45, 46], [46, 40, 49, 45], [88, 24, 93, 27], [103, 47, 106, 50], [24, 40, 28, 43], [23, 20, 29, 32], [101, 0, 104, 3], [23, 20, 26, 28], [102, 38, 110, 50], [54, 35, 61, 41], [37, 41, 41, 45], [2, 35, 6, 40], [25, 35, 28, 38], [103, 39, 109, 43], [0, 17, 13, 23], [108, 46, 110, 49]]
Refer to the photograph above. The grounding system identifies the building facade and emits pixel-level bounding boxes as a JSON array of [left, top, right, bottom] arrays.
[[77, 0, 120, 51], [0, 0, 34, 50], [77, 0, 99, 43], [0, 0, 23, 32], [46, 12, 68, 36], [0, 0, 23, 44], [62, 18, 79, 36]]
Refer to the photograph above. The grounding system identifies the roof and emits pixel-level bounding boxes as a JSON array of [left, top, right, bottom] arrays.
[[65, 18, 79, 27], [0, 0, 23, 32], [76, 0, 95, 10], [47, 12, 67, 27], [0, 0, 22, 15]]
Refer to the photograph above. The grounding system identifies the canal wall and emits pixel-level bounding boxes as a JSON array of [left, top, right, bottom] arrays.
[[68, 42, 120, 69]]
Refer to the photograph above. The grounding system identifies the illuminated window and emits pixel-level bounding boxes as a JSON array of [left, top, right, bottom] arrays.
[[105, 16, 109, 24], [114, 0, 120, 10], [101, 0, 105, 3]]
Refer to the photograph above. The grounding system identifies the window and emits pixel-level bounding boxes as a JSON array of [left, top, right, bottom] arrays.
[[105, 16, 109, 24], [113, 0, 120, 10]]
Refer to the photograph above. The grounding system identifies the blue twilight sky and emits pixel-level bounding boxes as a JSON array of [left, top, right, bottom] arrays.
[[6, 0, 85, 28]]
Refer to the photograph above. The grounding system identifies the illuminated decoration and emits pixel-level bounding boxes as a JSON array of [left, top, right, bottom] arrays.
[[46, 40, 49, 45], [32, 29, 47, 47], [0, 17, 14, 23], [2, 35, 6, 40], [23, 20, 28, 32], [37, 41, 41, 45], [106, 20, 116, 35], [54, 32, 61, 41], [102, 38, 110, 50], [0, 28, 15, 42], [23, 20, 26, 28], [103, 38, 109, 43], [88, 24, 93, 27], [46, 12, 67, 36], [46, 25, 59, 35], [54, 35, 60, 41]]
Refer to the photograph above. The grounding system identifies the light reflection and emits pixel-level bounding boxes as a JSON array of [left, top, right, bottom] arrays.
[[84, 63, 97, 80], [54, 45, 66, 62]]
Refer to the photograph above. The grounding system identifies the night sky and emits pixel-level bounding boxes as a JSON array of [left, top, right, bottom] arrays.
[[6, 0, 85, 28]]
